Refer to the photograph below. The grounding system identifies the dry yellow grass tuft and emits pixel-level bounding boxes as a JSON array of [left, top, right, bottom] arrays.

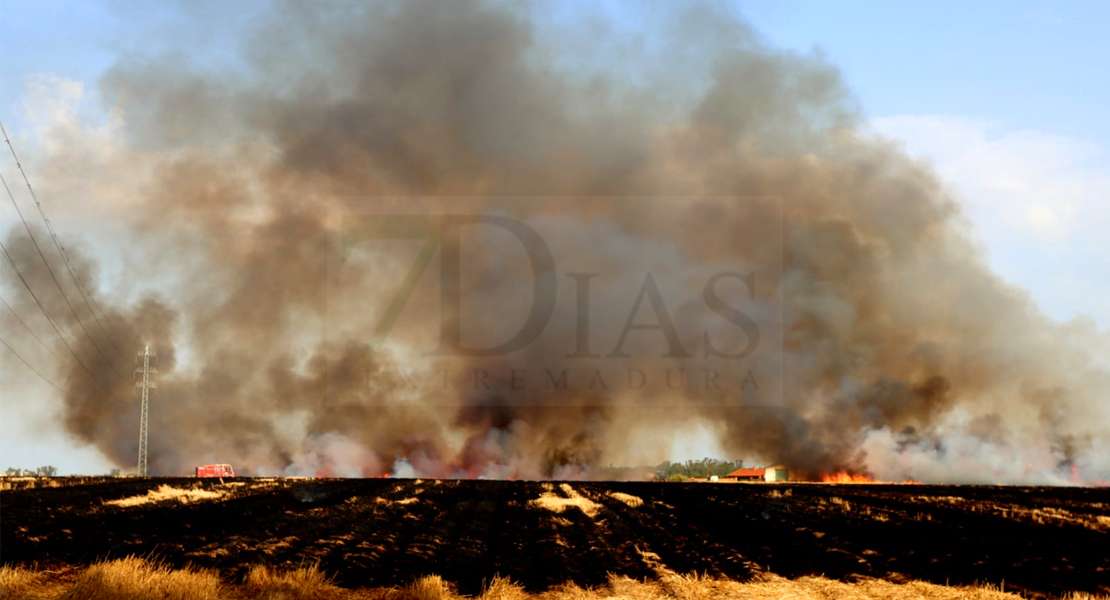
[[475, 576, 530, 600], [58, 556, 223, 600], [664, 572, 1020, 599], [0, 565, 63, 600], [242, 563, 347, 600], [606, 492, 643, 508], [104, 485, 225, 507], [4, 559, 1107, 600], [385, 574, 459, 600], [530, 484, 602, 518]]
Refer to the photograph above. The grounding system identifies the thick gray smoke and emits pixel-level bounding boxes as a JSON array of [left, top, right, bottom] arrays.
[[2, 0, 1107, 483]]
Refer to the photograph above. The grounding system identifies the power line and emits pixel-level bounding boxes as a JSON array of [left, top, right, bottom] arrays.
[[57, 243, 124, 347], [0, 293, 64, 365], [0, 335, 64, 393], [1, 239, 117, 395], [0, 169, 127, 382], [1, 121, 128, 359]]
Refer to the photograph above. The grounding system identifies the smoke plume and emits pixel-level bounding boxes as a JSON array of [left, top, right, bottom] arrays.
[[2, 0, 1107, 484]]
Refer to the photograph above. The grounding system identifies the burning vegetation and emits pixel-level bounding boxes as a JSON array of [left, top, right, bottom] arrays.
[[821, 472, 879, 484]]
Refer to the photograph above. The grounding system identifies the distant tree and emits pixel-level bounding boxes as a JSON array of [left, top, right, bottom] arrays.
[[708, 459, 745, 477], [36, 465, 58, 477], [109, 468, 122, 477], [655, 458, 744, 480], [667, 474, 688, 482]]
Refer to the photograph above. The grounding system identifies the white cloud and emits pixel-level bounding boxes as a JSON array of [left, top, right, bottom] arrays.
[[869, 115, 1110, 328], [21, 73, 86, 128]]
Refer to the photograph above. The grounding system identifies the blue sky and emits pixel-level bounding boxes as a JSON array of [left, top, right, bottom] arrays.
[[1, 0, 1107, 473], [737, 0, 1110, 146]]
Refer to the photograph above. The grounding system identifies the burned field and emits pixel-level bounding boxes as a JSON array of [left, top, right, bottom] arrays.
[[2, 478, 1108, 599]]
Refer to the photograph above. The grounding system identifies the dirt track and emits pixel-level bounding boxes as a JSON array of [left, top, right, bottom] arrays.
[[2, 478, 1108, 598]]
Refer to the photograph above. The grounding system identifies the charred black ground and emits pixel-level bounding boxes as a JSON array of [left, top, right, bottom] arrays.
[[2, 478, 1107, 599]]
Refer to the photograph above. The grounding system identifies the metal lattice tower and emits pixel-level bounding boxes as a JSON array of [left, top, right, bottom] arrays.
[[135, 345, 158, 476]]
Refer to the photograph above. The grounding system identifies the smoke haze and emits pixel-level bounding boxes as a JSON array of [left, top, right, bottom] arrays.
[[2, 0, 1107, 484]]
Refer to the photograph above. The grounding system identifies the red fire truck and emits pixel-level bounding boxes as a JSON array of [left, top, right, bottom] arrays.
[[195, 464, 235, 477]]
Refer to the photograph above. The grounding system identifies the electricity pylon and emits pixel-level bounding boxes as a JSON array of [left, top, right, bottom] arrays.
[[135, 345, 157, 476]]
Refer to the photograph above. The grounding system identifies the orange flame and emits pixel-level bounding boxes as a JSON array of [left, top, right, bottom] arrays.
[[821, 472, 875, 483], [820, 472, 922, 484]]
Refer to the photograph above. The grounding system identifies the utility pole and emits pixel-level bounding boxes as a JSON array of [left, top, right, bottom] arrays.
[[135, 345, 157, 476]]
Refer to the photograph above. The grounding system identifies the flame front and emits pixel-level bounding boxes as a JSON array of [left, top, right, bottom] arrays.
[[821, 472, 876, 483]]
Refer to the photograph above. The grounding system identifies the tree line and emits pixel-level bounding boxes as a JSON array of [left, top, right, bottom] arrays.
[[2, 466, 126, 477], [653, 458, 745, 481], [3, 466, 58, 477]]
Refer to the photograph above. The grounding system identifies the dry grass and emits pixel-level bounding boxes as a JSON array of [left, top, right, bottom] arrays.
[[0, 565, 62, 600], [0, 560, 349, 600], [606, 492, 644, 508], [104, 485, 225, 507], [58, 556, 223, 600], [525, 572, 1106, 600], [3, 559, 1107, 600], [386, 574, 459, 600], [675, 573, 1016, 599], [241, 563, 348, 599], [531, 484, 602, 518]]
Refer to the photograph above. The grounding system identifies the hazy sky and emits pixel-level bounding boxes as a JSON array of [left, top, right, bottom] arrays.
[[1, 0, 1106, 474]]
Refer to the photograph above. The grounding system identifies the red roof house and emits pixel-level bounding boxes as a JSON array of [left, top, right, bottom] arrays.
[[725, 468, 766, 480]]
